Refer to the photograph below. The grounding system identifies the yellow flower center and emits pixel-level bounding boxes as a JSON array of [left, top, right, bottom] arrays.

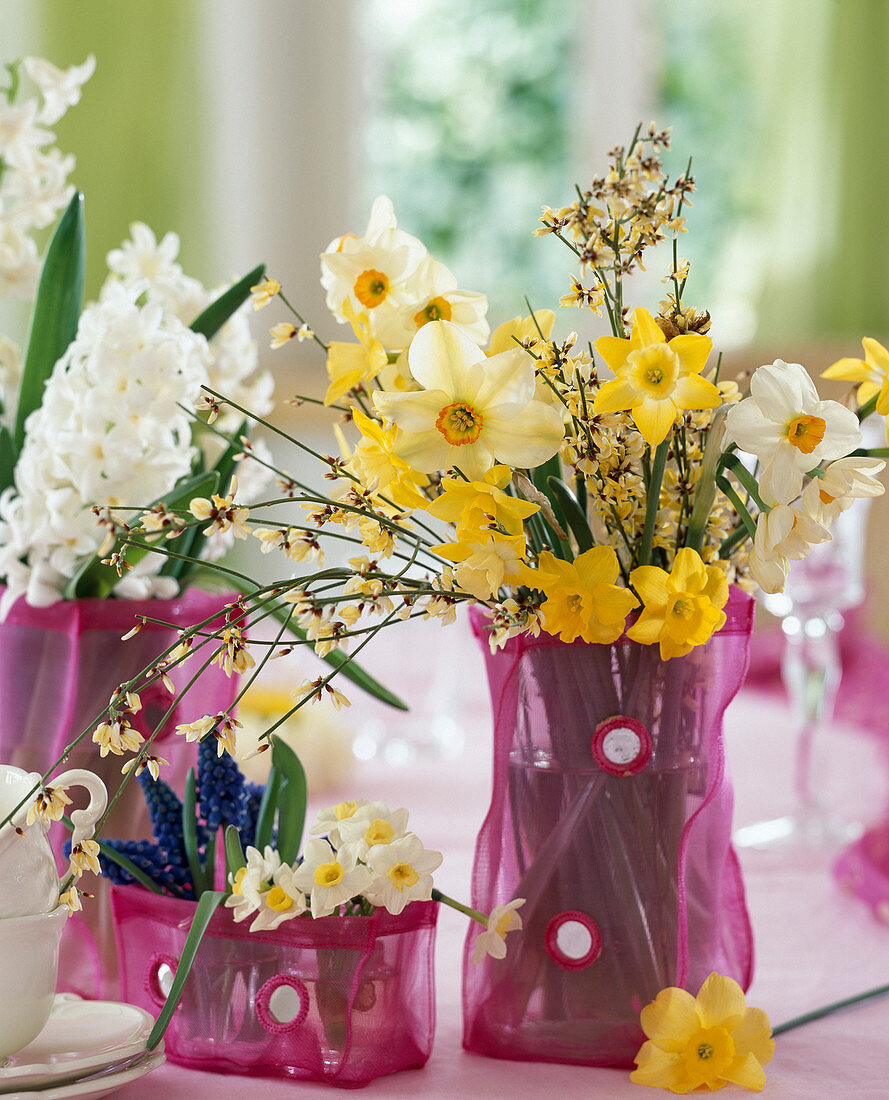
[[267, 886, 293, 912], [335, 800, 358, 820], [670, 596, 693, 619], [628, 344, 680, 396], [386, 862, 419, 891], [414, 296, 453, 328], [354, 269, 390, 309], [364, 818, 395, 846], [436, 401, 484, 446], [314, 861, 344, 887], [683, 1026, 735, 1085], [494, 911, 514, 937], [232, 866, 247, 897], [785, 414, 826, 454]]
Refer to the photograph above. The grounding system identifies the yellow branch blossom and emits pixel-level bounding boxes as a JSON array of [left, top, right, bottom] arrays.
[[425, 465, 540, 538], [535, 546, 638, 644], [26, 784, 72, 826], [250, 276, 280, 309], [594, 307, 719, 448], [189, 477, 250, 539], [628, 546, 728, 660], [631, 972, 774, 1093]]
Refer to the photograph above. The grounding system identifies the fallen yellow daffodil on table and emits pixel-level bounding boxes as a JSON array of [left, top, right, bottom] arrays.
[[631, 973, 774, 1093]]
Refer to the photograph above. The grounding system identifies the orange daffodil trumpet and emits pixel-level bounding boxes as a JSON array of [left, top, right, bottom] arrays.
[[593, 307, 720, 448], [373, 319, 564, 482], [631, 972, 774, 1093]]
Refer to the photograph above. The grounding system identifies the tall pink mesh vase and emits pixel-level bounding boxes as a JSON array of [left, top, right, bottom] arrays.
[[112, 887, 438, 1088], [463, 588, 755, 1067], [0, 588, 238, 999]]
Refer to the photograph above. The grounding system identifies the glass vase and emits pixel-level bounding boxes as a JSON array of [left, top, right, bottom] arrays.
[[462, 588, 755, 1068]]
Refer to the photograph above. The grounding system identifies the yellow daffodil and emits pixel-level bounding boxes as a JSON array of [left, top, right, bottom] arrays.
[[431, 531, 538, 600], [347, 409, 429, 510], [628, 547, 728, 660], [425, 465, 539, 538], [374, 319, 564, 481], [535, 546, 638, 644], [631, 972, 774, 1094], [725, 359, 861, 506], [823, 336, 889, 413], [324, 299, 388, 406], [593, 307, 719, 448]]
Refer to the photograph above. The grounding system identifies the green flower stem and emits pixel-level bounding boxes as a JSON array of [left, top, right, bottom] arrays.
[[637, 439, 669, 567], [772, 980, 889, 1037], [431, 888, 487, 927], [857, 394, 878, 422]]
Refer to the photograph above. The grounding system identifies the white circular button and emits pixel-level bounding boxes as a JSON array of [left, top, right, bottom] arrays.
[[601, 726, 643, 765]]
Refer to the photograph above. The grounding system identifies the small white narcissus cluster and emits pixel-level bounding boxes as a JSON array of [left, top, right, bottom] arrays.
[[224, 799, 443, 928], [723, 359, 885, 594]]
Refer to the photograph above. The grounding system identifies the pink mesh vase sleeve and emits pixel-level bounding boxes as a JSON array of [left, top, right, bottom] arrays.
[[462, 587, 755, 1068], [111, 887, 438, 1088], [0, 588, 239, 999]]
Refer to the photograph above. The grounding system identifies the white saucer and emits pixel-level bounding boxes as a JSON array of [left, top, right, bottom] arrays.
[[1, 1049, 165, 1099], [0, 994, 155, 1089]]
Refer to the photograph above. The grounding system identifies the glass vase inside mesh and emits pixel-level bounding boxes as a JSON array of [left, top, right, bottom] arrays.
[[112, 888, 438, 1088], [463, 588, 755, 1068]]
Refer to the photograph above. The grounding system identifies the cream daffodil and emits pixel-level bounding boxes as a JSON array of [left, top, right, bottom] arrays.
[[373, 320, 564, 481], [535, 547, 638, 644], [803, 455, 885, 525], [631, 972, 774, 1093], [363, 833, 443, 915], [332, 801, 410, 857], [593, 307, 719, 448], [320, 195, 428, 347], [724, 359, 861, 506], [747, 499, 831, 594], [471, 898, 526, 963], [628, 547, 728, 660], [424, 465, 539, 538], [324, 300, 388, 405], [393, 255, 489, 349]]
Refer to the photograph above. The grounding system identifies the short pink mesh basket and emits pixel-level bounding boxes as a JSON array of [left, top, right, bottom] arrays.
[[463, 587, 755, 1068], [111, 886, 438, 1088]]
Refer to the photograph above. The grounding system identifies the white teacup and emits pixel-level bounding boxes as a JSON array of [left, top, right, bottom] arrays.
[[0, 906, 67, 1059], [0, 765, 107, 919]]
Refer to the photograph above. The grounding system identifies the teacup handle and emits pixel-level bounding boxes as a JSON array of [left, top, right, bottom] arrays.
[[53, 769, 108, 873]]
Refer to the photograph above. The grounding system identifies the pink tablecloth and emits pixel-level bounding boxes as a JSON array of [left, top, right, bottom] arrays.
[[117, 620, 889, 1098]]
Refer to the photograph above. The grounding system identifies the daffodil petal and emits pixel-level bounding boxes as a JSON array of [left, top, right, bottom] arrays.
[[862, 336, 889, 373], [574, 545, 621, 587], [626, 609, 665, 645], [374, 388, 450, 432], [632, 397, 677, 448], [630, 307, 667, 349], [724, 400, 783, 455], [631, 564, 671, 609], [451, 439, 496, 481], [593, 376, 639, 414], [822, 357, 872, 383], [671, 372, 722, 410], [671, 547, 706, 593], [730, 1008, 775, 1065], [390, 428, 452, 473], [670, 332, 712, 373], [631, 1042, 688, 1091], [469, 346, 536, 411], [408, 319, 485, 395], [594, 334, 634, 373], [482, 402, 564, 469], [695, 973, 747, 1030], [724, 1052, 766, 1092], [757, 452, 805, 507]]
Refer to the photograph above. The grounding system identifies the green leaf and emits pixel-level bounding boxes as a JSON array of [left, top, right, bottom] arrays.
[[146, 890, 225, 1051], [715, 474, 757, 539], [224, 824, 246, 879], [0, 425, 16, 496], [190, 264, 265, 341], [719, 452, 766, 512], [547, 476, 594, 553], [64, 470, 219, 598], [16, 191, 85, 452], [271, 736, 307, 864], [182, 768, 206, 897], [254, 765, 282, 853], [163, 421, 247, 581]]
